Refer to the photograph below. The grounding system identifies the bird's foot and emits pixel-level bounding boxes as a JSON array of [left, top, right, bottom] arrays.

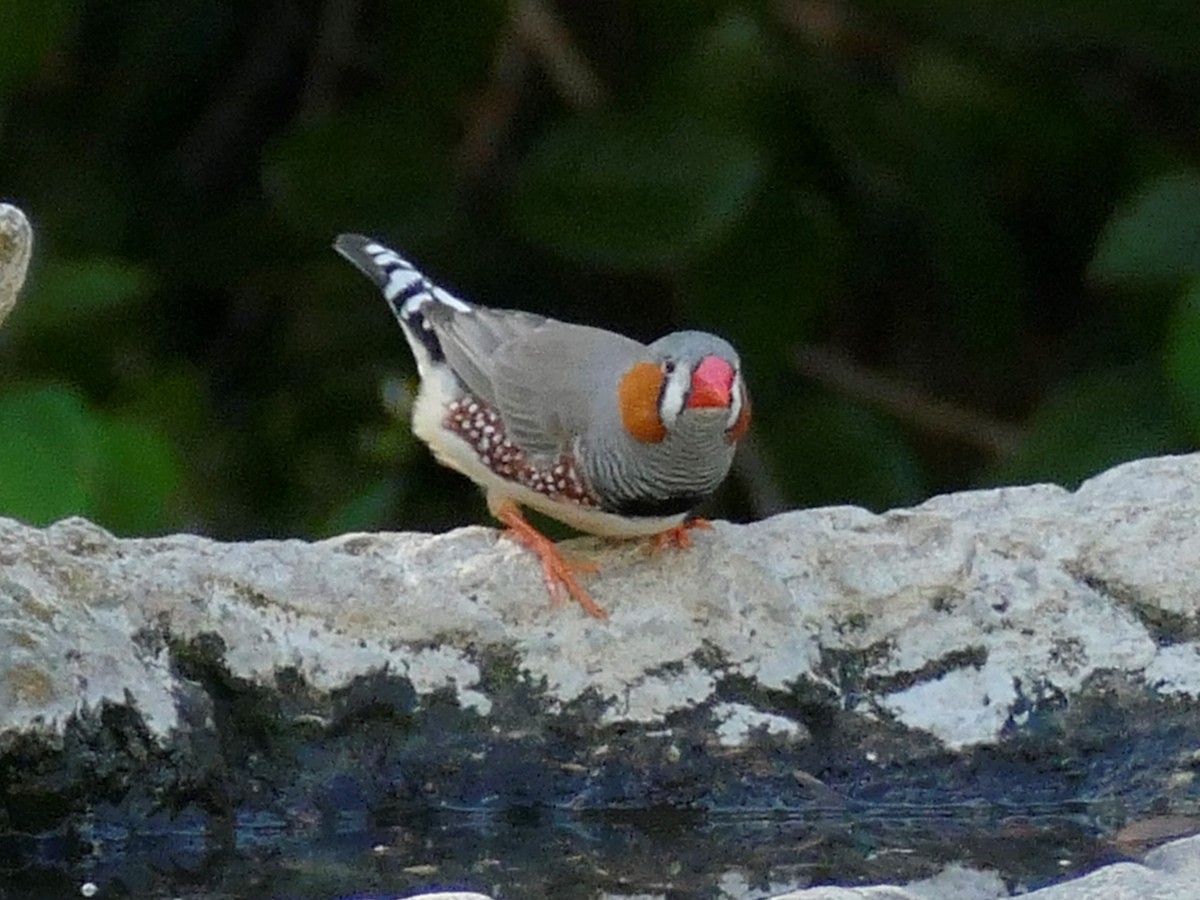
[[649, 517, 714, 554], [493, 500, 607, 620]]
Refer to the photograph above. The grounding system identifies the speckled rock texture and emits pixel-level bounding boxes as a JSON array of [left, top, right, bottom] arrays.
[[0, 202, 32, 328], [2, 453, 1200, 894], [0, 201, 31, 331]]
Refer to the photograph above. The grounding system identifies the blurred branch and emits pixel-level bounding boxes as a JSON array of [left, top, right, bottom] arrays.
[[301, 0, 364, 120], [0, 203, 32, 329], [457, 29, 531, 179], [771, 0, 850, 47], [793, 345, 1027, 457], [176, 0, 307, 191], [510, 0, 609, 110], [459, 1, 608, 180]]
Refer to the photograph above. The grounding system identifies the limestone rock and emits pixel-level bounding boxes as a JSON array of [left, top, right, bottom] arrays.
[[0, 202, 32, 328], [2, 453, 1200, 894]]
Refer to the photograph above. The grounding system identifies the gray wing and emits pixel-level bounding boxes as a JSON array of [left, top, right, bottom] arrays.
[[425, 303, 551, 408], [428, 302, 649, 460], [488, 322, 648, 460]]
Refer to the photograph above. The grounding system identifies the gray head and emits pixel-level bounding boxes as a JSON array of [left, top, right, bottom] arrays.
[[585, 328, 750, 513], [643, 330, 748, 440]]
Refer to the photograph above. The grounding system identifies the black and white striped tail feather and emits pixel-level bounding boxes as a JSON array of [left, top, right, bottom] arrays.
[[333, 234, 472, 368]]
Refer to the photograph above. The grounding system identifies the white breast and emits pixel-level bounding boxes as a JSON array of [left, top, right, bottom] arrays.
[[412, 370, 686, 539]]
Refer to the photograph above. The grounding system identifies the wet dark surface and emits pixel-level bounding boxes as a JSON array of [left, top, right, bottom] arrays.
[[2, 653, 1199, 898], [0, 804, 1149, 900]]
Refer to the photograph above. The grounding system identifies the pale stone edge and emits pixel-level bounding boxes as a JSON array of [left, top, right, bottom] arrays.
[[767, 832, 1200, 899], [4, 452, 1200, 748], [0, 201, 33, 328]]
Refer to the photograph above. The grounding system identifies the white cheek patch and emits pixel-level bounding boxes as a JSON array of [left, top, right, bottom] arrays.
[[726, 374, 744, 430], [658, 366, 689, 428]]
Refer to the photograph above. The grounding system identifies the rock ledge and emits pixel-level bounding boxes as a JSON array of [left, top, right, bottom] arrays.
[[2, 454, 1199, 892]]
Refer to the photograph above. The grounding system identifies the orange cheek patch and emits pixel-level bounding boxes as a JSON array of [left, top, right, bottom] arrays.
[[727, 387, 751, 443], [618, 362, 667, 444]]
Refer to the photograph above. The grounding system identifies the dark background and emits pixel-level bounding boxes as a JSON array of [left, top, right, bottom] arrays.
[[1, 0, 1198, 541]]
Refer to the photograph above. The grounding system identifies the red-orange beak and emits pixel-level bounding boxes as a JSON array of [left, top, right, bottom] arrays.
[[686, 355, 735, 409]]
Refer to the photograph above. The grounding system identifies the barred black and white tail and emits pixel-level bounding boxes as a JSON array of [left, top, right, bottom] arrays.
[[333, 234, 471, 368]]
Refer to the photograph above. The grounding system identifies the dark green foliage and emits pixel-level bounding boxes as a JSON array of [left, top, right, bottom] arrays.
[[264, 103, 458, 244], [512, 111, 764, 270], [1, 0, 1198, 537], [1090, 174, 1200, 289], [0, 0, 76, 93], [1166, 283, 1200, 439], [0, 387, 95, 524], [989, 365, 1183, 489], [0, 386, 180, 530]]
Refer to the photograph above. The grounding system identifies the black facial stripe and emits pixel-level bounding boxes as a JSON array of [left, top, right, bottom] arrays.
[[656, 364, 670, 412]]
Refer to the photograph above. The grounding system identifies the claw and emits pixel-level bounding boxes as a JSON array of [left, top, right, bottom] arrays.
[[493, 499, 608, 620], [649, 517, 714, 555]]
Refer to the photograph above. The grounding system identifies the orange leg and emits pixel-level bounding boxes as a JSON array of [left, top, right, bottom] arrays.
[[650, 517, 714, 555], [492, 499, 607, 620]]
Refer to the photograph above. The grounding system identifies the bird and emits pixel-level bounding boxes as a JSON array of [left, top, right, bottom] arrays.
[[333, 235, 750, 620]]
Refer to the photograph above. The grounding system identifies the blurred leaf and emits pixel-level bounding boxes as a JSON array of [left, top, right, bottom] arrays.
[[902, 47, 1004, 116], [319, 477, 400, 537], [654, 11, 776, 123], [87, 417, 182, 534], [765, 395, 927, 511], [0, 386, 95, 524], [800, 72, 1025, 356], [263, 104, 455, 243], [12, 257, 154, 334], [1090, 172, 1200, 289], [989, 365, 1179, 489], [512, 113, 763, 271], [115, 365, 211, 445], [0, 384, 182, 532], [1165, 280, 1200, 440], [0, 0, 76, 94]]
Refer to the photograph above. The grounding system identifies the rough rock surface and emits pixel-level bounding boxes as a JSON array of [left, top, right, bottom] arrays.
[[0, 201, 32, 328], [2, 453, 1200, 895]]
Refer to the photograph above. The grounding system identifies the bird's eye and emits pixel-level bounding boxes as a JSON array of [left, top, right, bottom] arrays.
[[663, 360, 676, 375]]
